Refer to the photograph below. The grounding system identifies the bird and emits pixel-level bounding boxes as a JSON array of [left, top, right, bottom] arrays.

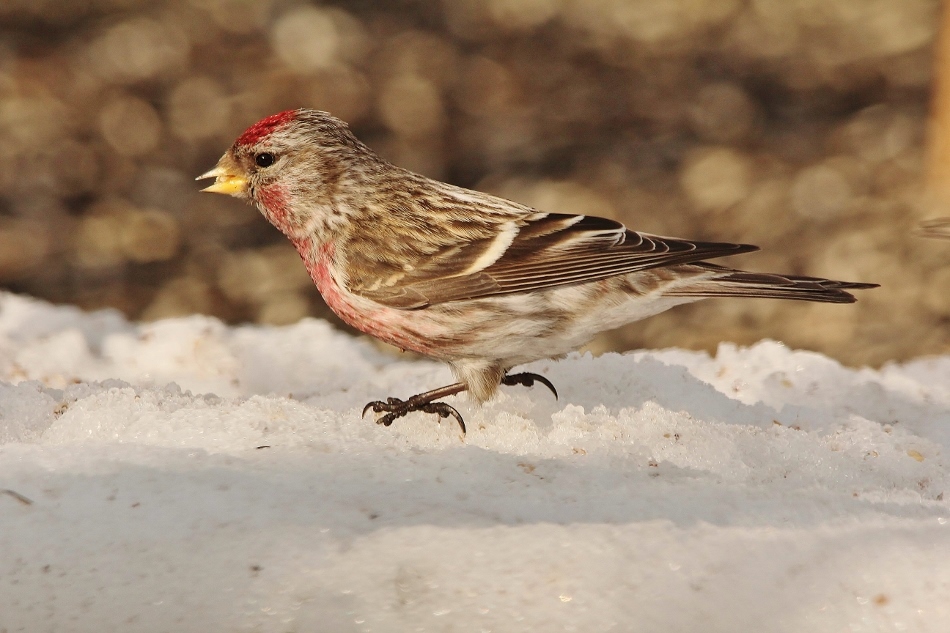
[[198, 109, 877, 434]]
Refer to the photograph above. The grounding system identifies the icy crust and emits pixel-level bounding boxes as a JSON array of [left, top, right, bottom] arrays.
[[0, 291, 948, 632]]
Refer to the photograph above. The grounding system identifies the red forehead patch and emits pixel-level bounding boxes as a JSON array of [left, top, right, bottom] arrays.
[[235, 110, 298, 147]]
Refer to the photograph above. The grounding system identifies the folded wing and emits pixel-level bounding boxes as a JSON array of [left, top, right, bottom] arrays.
[[355, 213, 759, 309]]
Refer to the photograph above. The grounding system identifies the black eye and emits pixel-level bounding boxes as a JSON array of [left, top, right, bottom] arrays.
[[255, 153, 275, 168]]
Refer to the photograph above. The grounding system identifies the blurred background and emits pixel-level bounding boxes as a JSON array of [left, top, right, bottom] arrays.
[[0, 0, 944, 366]]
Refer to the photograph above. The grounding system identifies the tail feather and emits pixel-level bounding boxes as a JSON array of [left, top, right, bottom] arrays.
[[665, 265, 878, 304], [918, 218, 950, 240]]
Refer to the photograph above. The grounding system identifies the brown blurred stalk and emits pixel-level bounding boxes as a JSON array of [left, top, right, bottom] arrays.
[[928, 0, 950, 197]]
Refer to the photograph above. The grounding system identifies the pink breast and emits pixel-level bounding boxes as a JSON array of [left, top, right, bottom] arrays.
[[299, 241, 435, 356]]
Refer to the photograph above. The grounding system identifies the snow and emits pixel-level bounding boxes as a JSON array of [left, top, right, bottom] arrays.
[[0, 291, 948, 632]]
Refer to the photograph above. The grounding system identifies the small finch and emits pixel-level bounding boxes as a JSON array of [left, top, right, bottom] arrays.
[[199, 109, 877, 433]]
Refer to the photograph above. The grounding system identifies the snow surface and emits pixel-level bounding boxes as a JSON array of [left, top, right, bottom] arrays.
[[1, 291, 949, 632]]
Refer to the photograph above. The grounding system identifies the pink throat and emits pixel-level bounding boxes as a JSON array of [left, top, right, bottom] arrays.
[[257, 182, 292, 233]]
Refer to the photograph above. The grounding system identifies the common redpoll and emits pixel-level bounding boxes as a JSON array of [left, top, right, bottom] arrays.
[[199, 109, 877, 433]]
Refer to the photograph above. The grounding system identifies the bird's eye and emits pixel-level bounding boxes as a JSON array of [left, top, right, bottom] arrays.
[[255, 153, 275, 168]]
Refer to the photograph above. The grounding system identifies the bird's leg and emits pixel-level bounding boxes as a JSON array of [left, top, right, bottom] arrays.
[[501, 372, 558, 399], [362, 382, 468, 434]]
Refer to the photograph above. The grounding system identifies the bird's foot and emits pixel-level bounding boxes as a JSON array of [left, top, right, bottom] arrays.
[[361, 373, 554, 435], [502, 372, 558, 399], [362, 395, 466, 434]]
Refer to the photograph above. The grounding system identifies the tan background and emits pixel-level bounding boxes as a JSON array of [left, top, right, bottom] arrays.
[[0, 0, 944, 366]]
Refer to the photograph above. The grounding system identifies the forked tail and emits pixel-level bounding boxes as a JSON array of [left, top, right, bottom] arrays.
[[665, 264, 878, 304]]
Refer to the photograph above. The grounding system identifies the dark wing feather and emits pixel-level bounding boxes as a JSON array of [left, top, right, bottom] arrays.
[[357, 213, 758, 309]]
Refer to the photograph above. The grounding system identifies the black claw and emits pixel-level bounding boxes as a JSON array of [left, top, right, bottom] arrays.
[[502, 372, 558, 400], [362, 399, 401, 418], [420, 402, 466, 434]]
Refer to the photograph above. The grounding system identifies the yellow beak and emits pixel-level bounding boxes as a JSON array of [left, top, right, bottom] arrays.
[[196, 164, 248, 196]]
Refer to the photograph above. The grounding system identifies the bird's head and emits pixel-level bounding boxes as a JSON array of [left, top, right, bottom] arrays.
[[198, 108, 376, 240]]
